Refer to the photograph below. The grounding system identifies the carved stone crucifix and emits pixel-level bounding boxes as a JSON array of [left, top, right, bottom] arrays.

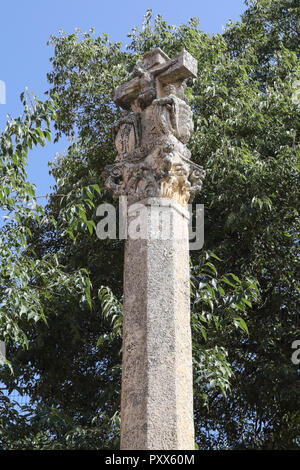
[[103, 48, 205, 450]]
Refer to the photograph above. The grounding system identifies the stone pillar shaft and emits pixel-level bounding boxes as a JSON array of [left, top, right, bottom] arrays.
[[120, 199, 194, 450]]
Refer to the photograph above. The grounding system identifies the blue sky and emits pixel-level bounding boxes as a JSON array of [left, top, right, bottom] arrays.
[[0, 0, 246, 197]]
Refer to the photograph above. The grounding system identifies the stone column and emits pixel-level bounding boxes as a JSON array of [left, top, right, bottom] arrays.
[[103, 48, 205, 450]]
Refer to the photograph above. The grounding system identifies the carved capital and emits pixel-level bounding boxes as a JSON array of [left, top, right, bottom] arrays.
[[103, 138, 205, 206]]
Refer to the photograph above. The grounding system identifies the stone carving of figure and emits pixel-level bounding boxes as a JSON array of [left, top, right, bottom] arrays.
[[113, 110, 141, 158], [133, 63, 156, 110], [152, 84, 194, 143], [153, 84, 180, 138], [177, 79, 189, 104]]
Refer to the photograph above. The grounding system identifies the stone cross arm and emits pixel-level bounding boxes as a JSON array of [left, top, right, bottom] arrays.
[[155, 49, 197, 84]]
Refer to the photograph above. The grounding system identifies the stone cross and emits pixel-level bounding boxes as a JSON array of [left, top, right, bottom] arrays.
[[103, 48, 205, 450]]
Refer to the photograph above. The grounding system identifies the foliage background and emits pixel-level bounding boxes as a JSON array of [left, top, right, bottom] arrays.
[[0, 0, 299, 449]]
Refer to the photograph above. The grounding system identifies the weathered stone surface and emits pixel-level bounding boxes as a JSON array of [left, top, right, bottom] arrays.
[[158, 49, 198, 85], [103, 48, 205, 450], [102, 136, 205, 206], [106, 48, 205, 206], [121, 200, 194, 450]]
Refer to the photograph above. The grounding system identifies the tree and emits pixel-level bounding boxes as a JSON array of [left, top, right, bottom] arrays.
[[0, 0, 299, 449]]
